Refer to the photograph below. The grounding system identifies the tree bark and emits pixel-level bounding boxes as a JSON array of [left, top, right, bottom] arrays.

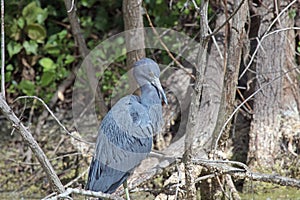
[[64, 0, 108, 117], [248, 0, 291, 168], [183, 1, 212, 199], [212, 0, 249, 149], [123, 0, 145, 68]]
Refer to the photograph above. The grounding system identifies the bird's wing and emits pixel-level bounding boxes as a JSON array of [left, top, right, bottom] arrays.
[[86, 95, 153, 193]]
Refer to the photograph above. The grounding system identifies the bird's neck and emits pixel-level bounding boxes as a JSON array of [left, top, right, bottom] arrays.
[[140, 83, 161, 107]]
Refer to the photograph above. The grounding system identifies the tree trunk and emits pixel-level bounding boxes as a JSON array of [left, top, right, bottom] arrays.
[[123, 0, 145, 68], [184, 1, 220, 199], [212, 0, 249, 150], [248, 0, 292, 168]]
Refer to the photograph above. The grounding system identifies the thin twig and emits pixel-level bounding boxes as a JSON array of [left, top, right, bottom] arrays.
[[14, 96, 93, 145], [206, 0, 246, 38], [0, 95, 65, 193], [191, 0, 224, 60], [216, 176, 230, 199], [42, 168, 90, 200], [160, 30, 200, 78], [192, 158, 300, 188], [144, 8, 196, 80], [225, 174, 241, 200], [1, 0, 5, 99], [193, 158, 250, 172], [194, 173, 215, 182], [265, 0, 297, 34], [8, 152, 82, 166], [239, 0, 298, 80]]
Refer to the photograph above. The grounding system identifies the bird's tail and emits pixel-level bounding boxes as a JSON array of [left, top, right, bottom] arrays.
[[86, 157, 130, 197]]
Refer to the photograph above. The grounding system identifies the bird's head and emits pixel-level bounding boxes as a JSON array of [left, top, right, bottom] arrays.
[[133, 58, 168, 105]]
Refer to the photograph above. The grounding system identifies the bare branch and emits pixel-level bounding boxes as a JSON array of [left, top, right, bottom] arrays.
[[239, 0, 298, 79], [193, 159, 300, 188], [35, 71, 76, 135], [239, 27, 300, 79], [42, 168, 90, 200], [144, 8, 196, 80], [236, 172, 300, 189], [46, 188, 124, 200], [14, 95, 93, 145], [0, 95, 65, 193], [206, 0, 246, 38]]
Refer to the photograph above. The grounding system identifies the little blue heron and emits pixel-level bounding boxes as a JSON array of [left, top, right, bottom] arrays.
[[86, 58, 167, 199]]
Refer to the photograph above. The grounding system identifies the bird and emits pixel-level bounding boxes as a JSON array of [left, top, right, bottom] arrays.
[[86, 58, 168, 199]]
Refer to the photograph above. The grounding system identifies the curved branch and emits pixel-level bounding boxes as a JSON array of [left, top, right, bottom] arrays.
[[0, 94, 65, 193], [15, 95, 93, 145]]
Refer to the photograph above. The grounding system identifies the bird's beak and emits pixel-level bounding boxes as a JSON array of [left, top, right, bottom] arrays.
[[152, 77, 168, 105]]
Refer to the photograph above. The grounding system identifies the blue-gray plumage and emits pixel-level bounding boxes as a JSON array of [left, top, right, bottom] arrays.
[[86, 58, 167, 197]]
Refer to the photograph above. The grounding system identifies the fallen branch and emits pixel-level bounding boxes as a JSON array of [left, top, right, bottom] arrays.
[[193, 158, 300, 188], [0, 94, 65, 193], [122, 149, 300, 197], [40, 134, 299, 199], [46, 188, 124, 200], [234, 172, 300, 189]]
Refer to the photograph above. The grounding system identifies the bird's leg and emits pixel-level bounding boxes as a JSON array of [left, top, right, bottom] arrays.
[[123, 180, 131, 200]]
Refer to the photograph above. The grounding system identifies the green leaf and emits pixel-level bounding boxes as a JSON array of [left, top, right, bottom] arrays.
[[7, 41, 22, 58], [36, 10, 48, 24], [39, 57, 56, 72], [58, 30, 67, 40], [5, 64, 14, 82], [288, 9, 296, 19], [17, 17, 25, 29], [18, 80, 35, 95], [8, 19, 21, 41], [22, 2, 48, 24], [40, 71, 55, 87], [25, 23, 47, 42], [5, 71, 12, 82], [6, 64, 14, 71], [65, 55, 75, 64], [23, 40, 38, 55], [44, 45, 60, 55]]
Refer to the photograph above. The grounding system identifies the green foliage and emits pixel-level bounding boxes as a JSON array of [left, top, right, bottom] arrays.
[[23, 40, 38, 55], [3, 0, 205, 105], [288, 9, 296, 19], [4, 0, 75, 102], [7, 41, 22, 58], [25, 23, 47, 42]]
